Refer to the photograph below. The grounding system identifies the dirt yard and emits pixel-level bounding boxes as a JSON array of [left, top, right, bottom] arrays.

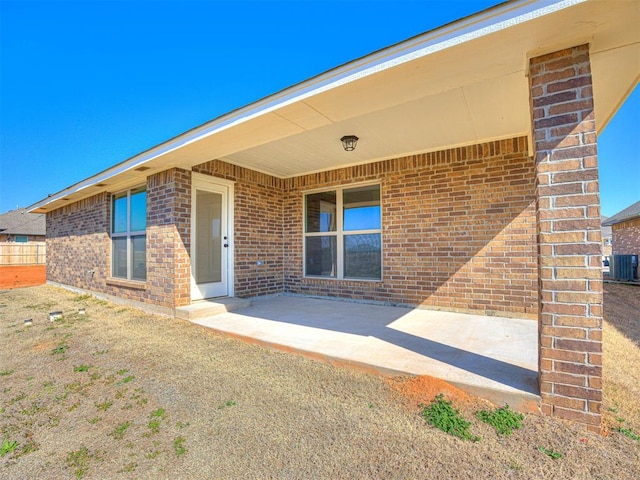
[[0, 266, 46, 289], [1, 284, 639, 479]]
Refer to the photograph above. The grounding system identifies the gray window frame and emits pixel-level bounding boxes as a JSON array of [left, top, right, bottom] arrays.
[[111, 186, 147, 281], [303, 183, 382, 281]]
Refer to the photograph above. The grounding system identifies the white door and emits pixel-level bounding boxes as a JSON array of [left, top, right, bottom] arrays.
[[191, 174, 234, 300]]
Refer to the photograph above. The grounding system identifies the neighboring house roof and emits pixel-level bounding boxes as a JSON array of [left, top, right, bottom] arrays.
[[0, 209, 46, 236], [602, 201, 640, 227], [28, 0, 640, 214]]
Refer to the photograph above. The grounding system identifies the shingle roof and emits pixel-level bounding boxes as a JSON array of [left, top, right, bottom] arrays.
[[0, 209, 46, 236], [602, 200, 640, 226]]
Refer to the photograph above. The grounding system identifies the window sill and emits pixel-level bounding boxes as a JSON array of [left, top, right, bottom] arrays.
[[303, 276, 382, 283], [106, 277, 147, 290]]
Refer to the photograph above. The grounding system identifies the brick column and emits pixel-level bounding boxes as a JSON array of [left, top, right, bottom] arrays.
[[530, 45, 603, 432], [147, 168, 192, 309]]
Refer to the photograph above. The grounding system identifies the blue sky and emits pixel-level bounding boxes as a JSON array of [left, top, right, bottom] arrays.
[[1, 0, 638, 217]]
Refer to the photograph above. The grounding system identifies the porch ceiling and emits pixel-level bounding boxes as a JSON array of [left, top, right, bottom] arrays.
[[30, 0, 639, 213]]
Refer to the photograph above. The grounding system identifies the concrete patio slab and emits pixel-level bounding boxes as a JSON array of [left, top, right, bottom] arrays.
[[188, 295, 540, 411]]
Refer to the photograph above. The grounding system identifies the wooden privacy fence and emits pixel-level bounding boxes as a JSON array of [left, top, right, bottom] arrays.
[[0, 242, 47, 265]]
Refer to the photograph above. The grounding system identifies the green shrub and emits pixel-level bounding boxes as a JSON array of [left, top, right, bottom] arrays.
[[421, 394, 480, 441], [476, 404, 524, 435]]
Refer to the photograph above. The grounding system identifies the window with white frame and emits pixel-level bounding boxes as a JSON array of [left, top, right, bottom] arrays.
[[111, 186, 147, 281], [304, 184, 381, 280]]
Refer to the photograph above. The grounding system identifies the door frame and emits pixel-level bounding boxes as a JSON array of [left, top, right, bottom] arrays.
[[190, 172, 235, 300]]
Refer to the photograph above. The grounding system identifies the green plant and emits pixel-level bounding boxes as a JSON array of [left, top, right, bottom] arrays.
[[9, 392, 26, 405], [95, 400, 113, 412], [151, 407, 166, 418], [109, 421, 131, 440], [476, 404, 524, 435], [66, 447, 90, 478], [1, 438, 18, 457], [173, 436, 186, 456], [21, 401, 45, 416], [538, 446, 562, 459], [65, 381, 92, 395], [146, 408, 167, 434], [21, 441, 37, 455], [0, 369, 14, 376], [51, 345, 69, 355], [218, 400, 237, 409], [117, 375, 135, 385], [148, 419, 161, 434], [120, 462, 137, 473], [420, 394, 480, 441], [614, 426, 640, 442], [74, 365, 90, 373]]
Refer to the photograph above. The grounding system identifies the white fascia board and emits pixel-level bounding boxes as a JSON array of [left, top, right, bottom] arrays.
[[28, 0, 584, 213]]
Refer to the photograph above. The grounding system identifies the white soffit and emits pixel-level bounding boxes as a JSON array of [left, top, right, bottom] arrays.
[[29, 0, 640, 213]]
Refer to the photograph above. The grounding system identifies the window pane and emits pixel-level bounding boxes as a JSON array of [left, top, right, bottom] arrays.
[[131, 235, 146, 281], [112, 237, 127, 278], [305, 236, 337, 277], [130, 188, 147, 231], [305, 191, 336, 233], [344, 234, 381, 279], [195, 190, 222, 284], [112, 192, 127, 233], [343, 185, 380, 231]]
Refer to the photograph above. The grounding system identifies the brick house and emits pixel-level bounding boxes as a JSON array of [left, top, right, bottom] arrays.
[[603, 200, 640, 258], [0, 209, 46, 243], [28, 0, 639, 431]]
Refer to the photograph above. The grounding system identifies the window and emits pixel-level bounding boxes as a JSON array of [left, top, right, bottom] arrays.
[[304, 184, 381, 280], [111, 186, 146, 281], [14, 235, 28, 243]]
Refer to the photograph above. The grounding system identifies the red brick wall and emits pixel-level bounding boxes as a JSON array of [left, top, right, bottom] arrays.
[[47, 138, 538, 318], [47, 169, 193, 310], [46, 193, 110, 290], [283, 137, 538, 318], [612, 218, 640, 255], [530, 44, 603, 432], [146, 168, 192, 307], [192, 160, 284, 298]]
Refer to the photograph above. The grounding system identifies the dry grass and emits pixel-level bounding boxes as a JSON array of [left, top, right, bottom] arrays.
[[602, 283, 640, 434], [1, 284, 639, 479]]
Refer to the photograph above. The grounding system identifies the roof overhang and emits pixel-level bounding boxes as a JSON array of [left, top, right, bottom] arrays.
[[29, 0, 640, 213]]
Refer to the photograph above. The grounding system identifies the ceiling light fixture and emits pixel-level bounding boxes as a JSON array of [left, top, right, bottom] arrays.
[[340, 135, 359, 151]]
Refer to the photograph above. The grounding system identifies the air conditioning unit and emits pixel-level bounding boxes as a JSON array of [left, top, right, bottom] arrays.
[[612, 255, 639, 281]]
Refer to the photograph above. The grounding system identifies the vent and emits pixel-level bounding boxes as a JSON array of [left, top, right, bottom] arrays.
[[612, 255, 638, 281], [134, 166, 150, 172], [95, 183, 107, 187]]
